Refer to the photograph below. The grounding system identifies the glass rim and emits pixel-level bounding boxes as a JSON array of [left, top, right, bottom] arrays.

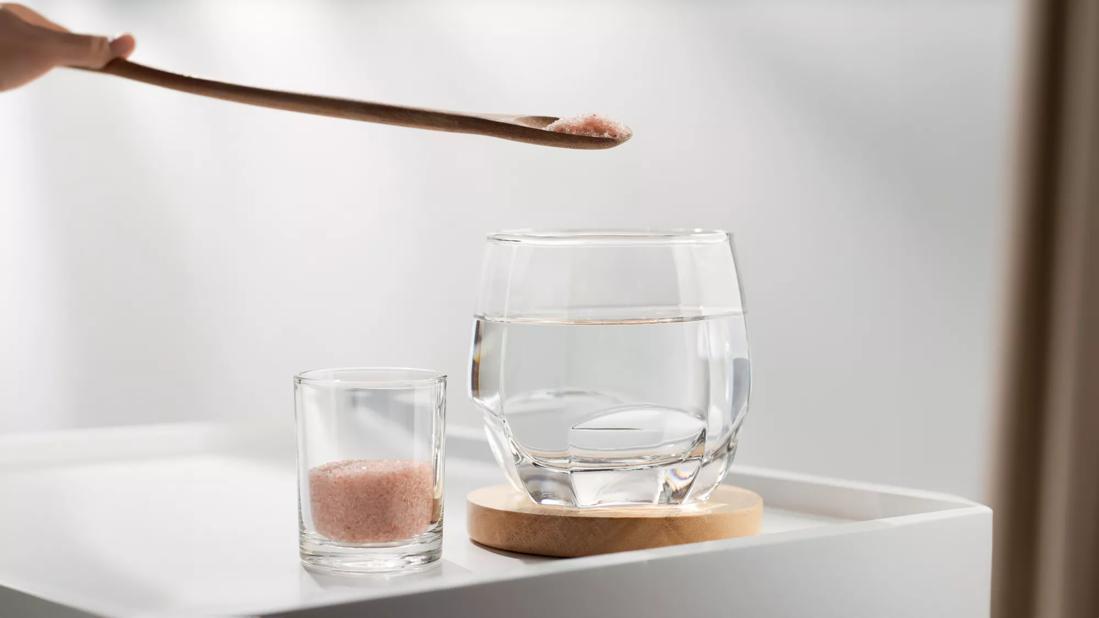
[[294, 367, 446, 388], [486, 228, 730, 245]]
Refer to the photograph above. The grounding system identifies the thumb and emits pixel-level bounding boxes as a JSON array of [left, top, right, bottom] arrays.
[[38, 28, 133, 68]]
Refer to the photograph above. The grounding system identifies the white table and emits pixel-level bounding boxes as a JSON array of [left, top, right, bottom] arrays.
[[0, 422, 991, 617]]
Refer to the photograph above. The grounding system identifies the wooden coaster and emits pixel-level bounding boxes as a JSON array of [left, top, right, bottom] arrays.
[[466, 484, 762, 558]]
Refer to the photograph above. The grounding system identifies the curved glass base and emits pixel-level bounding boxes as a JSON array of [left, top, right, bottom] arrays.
[[484, 412, 739, 508]]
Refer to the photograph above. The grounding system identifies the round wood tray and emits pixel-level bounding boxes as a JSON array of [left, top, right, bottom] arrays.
[[466, 484, 762, 558]]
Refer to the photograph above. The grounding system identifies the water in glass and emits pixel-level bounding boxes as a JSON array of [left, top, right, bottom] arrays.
[[472, 311, 749, 507]]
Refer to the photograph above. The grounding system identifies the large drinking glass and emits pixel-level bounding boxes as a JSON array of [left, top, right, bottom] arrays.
[[469, 230, 751, 508]]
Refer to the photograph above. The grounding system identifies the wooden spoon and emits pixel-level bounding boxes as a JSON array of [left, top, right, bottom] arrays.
[[80, 59, 629, 150]]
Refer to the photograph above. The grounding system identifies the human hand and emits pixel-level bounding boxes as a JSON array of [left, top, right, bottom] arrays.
[[0, 3, 134, 91]]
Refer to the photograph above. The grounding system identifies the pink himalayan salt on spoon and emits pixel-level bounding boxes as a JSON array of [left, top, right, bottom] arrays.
[[545, 114, 633, 141], [309, 459, 435, 544]]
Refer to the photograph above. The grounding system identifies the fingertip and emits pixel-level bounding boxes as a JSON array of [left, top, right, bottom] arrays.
[[109, 33, 135, 58]]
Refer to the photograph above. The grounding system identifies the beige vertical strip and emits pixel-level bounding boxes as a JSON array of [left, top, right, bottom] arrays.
[[992, 0, 1062, 614], [993, 0, 1099, 617], [1034, 1, 1099, 614]]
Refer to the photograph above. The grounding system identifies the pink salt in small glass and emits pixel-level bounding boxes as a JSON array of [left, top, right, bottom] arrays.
[[296, 367, 445, 572]]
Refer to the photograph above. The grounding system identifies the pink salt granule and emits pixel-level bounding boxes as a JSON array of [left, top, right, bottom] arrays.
[[545, 114, 632, 140], [309, 459, 435, 543]]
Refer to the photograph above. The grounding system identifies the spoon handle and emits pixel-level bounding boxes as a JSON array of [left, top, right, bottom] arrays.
[[92, 58, 486, 132], [85, 59, 624, 148]]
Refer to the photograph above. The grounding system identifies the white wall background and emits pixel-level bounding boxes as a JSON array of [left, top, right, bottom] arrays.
[[0, 0, 1018, 500]]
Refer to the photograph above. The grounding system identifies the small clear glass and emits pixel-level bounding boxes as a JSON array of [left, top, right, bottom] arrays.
[[296, 367, 445, 572]]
